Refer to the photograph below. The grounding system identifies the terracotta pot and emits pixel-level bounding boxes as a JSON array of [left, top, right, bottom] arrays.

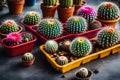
[[97, 16, 120, 28], [41, 3, 58, 18], [75, 70, 92, 80], [57, 6, 74, 23], [74, 1, 86, 15], [22, 57, 35, 66], [7, 0, 25, 15], [0, 26, 23, 38]]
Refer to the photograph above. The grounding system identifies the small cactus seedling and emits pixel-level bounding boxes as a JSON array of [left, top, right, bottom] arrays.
[[22, 32, 33, 42], [56, 56, 68, 65], [59, 40, 71, 51], [22, 52, 34, 61]]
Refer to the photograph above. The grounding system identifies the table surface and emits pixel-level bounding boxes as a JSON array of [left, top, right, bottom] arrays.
[[0, 0, 120, 80]]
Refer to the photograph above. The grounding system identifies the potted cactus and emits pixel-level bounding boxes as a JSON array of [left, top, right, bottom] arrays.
[[77, 5, 97, 24], [7, 0, 25, 14], [0, 0, 7, 11], [0, 20, 23, 38], [73, 0, 86, 15], [41, 0, 58, 18], [22, 11, 41, 27], [75, 67, 92, 80], [97, 2, 120, 27], [22, 52, 35, 66], [89, 20, 102, 30], [57, 0, 74, 22], [25, 0, 36, 6], [1, 32, 37, 57], [56, 56, 68, 65], [37, 18, 63, 39]]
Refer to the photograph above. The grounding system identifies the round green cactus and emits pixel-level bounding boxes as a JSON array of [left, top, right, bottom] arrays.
[[0, 20, 19, 34], [22, 32, 33, 42], [66, 16, 87, 34], [97, 27, 120, 48], [56, 56, 68, 65], [23, 11, 41, 25], [70, 37, 92, 57], [22, 52, 34, 61], [59, 0, 73, 8], [73, 0, 83, 5], [89, 20, 102, 30], [43, 0, 57, 6], [45, 40, 58, 53], [97, 2, 120, 20], [37, 18, 63, 39], [76, 67, 89, 78]]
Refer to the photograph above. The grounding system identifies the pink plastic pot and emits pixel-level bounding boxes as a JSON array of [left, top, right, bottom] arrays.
[[1, 32, 37, 57], [24, 25, 72, 42]]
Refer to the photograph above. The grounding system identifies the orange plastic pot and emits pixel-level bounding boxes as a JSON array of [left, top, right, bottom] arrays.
[[57, 5, 74, 23], [41, 3, 58, 18], [7, 0, 25, 15]]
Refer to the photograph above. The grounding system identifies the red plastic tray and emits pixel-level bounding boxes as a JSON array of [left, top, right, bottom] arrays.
[[1, 32, 37, 57]]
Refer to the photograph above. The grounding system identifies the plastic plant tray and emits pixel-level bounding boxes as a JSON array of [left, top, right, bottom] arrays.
[[24, 25, 72, 42], [1, 32, 37, 57], [39, 35, 120, 73]]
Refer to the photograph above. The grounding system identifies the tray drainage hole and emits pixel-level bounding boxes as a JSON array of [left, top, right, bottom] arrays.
[[93, 69, 99, 74]]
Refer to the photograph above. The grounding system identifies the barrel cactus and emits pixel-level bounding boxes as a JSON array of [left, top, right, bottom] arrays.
[[97, 2, 119, 20], [97, 27, 120, 48], [4, 32, 22, 46], [70, 37, 92, 57], [66, 16, 88, 34], [76, 67, 89, 78], [22, 52, 34, 61], [56, 56, 68, 65], [73, 0, 83, 5], [45, 40, 58, 54], [43, 0, 57, 6], [23, 11, 41, 25], [0, 20, 19, 34], [22, 32, 33, 42], [37, 18, 63, 39], [77, 5, 96, 23], [89, 20, 102, 30], [59, 0, 73, 8]]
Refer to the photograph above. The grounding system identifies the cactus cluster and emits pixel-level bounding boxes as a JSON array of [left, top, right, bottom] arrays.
[[56, 56, 68, 65], [4, 32, 22, 46], [23, 11, 41, 25], [66, 16, 88, 34], [22, 52, 34, 61], [97, 2, 119, 20], [0, 20, 19, 34], [70, 37, 92, 57], [97, 27, 120, 48], [59, 0, 73, 8], [45, 40, 58, 54], [43, 0, 57, 6], [76, 67, 89, 78], [89, 20, 102, 30], [22, 32, 33, 42], [73, 0, 83, 5], [37, 18, 63, 39], [77, 5, 96, 23]]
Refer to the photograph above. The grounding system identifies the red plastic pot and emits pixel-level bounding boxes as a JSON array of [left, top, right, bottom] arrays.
[[1, 32, 37, 57], [24, 25, 72, 42]]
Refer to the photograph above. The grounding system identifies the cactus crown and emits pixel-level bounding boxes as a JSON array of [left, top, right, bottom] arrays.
[[22, 52, 34, 61], [97, 2, 119, 20], [0, 20, 19, 34], [66, 16, 87, 34], [24, 11, 40, 25], [56, 56, 68, 65], [77, 67, 89, 78], [59, 0, 73, 8], [37, 18, 63, 39], [43, 0, 57, 6], [22, 32, 33, 42], [70, 37, 92, 57], [77, 5, 96, 23], [73, 0, 83, 5], [97, 27, 120, 48]]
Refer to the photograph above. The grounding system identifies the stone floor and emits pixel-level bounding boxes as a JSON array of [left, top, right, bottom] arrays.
[[0, 0, 120, 80]]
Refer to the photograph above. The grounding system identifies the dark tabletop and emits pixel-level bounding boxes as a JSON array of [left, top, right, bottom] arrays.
[[0, 0, 120, 80]]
